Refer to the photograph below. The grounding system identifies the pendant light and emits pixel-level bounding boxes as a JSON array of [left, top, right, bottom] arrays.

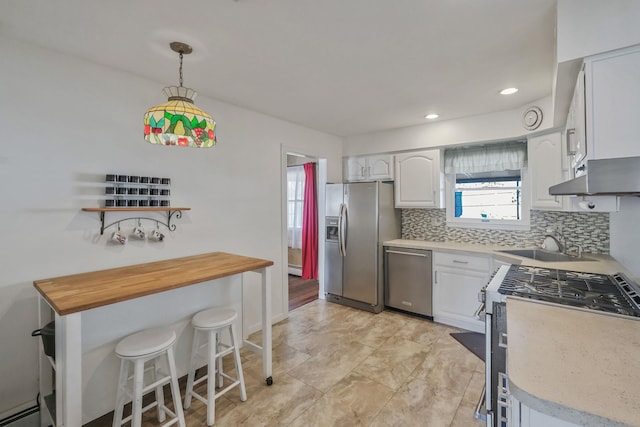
[[144, 42, 217, 148]]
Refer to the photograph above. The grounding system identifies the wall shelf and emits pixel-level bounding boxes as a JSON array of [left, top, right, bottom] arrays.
[[82, 207, 191, 235]]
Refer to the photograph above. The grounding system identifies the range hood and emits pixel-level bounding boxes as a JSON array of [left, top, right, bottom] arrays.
[[549, 156, 640, 196]]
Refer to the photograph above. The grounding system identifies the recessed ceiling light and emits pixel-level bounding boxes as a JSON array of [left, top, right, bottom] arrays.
[[500, 87, 519, 95], [425, 114, 439, 120]]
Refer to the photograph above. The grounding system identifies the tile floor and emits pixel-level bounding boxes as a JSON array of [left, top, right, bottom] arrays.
[[91, 299, 486, 426]]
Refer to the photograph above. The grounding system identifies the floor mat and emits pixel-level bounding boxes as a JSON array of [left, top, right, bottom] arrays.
[[450, 332, 485, 362]]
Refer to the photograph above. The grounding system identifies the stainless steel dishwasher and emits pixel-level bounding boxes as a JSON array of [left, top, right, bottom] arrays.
[[384, 246, 433, 317]]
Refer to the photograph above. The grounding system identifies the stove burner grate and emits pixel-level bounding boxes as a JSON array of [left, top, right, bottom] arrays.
[[498, 265, 640, 317]]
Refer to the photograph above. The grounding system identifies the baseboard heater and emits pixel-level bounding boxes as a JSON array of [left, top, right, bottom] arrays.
[[0, 405, 39, 427]]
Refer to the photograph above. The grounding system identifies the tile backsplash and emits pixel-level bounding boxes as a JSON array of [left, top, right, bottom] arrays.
[[401, 209, 610, 254]]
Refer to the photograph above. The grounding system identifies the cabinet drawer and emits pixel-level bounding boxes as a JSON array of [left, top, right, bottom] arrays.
[[433, 251, 490, 272]]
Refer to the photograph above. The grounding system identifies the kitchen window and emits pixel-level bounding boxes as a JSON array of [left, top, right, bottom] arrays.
[[444, 141, 530, 230]]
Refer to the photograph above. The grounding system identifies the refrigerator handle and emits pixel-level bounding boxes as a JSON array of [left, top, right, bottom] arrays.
[[338, 203, 347, 256]]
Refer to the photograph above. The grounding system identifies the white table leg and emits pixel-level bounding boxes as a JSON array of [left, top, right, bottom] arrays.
[[262, 266, 272, 384], [55, 312, 82, 427], [240, 267, 273, 385], [37, 297, 54, 427]]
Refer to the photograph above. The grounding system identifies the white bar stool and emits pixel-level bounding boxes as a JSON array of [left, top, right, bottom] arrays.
[[183, 307, 247, 426], [112, 327, 186, 427]]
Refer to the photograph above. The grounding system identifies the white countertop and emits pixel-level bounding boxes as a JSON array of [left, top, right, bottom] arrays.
[[383, 239, 634, 277], [507, 298, 640, 427]]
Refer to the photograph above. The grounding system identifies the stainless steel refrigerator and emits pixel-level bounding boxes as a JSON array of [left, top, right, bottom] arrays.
[[325, 181, 400, 313]]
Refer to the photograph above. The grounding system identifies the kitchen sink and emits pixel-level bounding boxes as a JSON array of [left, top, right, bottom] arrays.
[[499, 249, 592, 262]]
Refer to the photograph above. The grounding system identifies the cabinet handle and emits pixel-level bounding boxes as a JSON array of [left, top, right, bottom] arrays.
[[473, 302, 485, 319], [386, 250, 427, 257], [452, 260, 469, 264], [566, 128, 577, 156], [434, 271, 437, 284]]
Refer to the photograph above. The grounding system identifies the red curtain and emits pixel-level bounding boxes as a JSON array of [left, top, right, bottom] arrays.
[[301, 162, 318, 279]]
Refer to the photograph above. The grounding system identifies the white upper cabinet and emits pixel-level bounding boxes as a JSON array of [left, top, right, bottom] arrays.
[[344, 154, 394, 182], [367, 154, 394, 181], [583, 45, 640, 165], [529, 131, 618, 213], [394, 149, 441, 208], [529, 132, 566, 210]]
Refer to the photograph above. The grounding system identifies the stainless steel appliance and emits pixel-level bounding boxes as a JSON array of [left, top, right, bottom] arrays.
[[549, 155, 640, 196], [384, 247, 433, 317], [479, 264, 640, 426], [325, 181, 400, 313]]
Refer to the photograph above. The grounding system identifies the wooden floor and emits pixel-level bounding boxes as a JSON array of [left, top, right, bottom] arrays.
[[288, 274, 319, 311]]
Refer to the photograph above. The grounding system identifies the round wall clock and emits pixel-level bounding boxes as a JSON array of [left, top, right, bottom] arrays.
[[522, 106, 543, 130]]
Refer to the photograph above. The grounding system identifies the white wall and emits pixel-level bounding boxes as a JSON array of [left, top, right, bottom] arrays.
[[343, 96, 553, 155], [0, 36, 342, 421]]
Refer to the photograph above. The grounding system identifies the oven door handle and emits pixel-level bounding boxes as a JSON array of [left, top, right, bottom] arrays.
[[474, 385, 487, 421]]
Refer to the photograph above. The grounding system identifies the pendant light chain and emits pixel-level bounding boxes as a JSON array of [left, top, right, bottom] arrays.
[[178, 51, 184, 88]]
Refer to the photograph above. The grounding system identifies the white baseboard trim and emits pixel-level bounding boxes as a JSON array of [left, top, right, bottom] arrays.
[[288, 266, 302, 276], [244, 312, 288, 339]]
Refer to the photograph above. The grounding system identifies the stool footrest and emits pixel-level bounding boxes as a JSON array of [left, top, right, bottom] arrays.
[[188, 390, 209, 406], [141, 375, 171, 394], [192, 374, 208, 388]]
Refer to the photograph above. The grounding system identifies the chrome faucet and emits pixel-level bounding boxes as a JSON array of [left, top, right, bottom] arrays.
[[542, 234, 564, 253]]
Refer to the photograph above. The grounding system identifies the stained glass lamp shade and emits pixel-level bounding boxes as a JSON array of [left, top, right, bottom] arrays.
[[144, 42, 217, 148]]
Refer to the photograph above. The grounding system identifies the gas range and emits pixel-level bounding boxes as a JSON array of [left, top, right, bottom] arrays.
[[481, 264, 640, 426], [484, 264, 640, 317]]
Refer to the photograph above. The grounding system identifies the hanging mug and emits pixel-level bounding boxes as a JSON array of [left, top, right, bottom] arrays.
[[151, 229, 165, 241], [131, 223, 146, 240], [111, 230, 128, 245]]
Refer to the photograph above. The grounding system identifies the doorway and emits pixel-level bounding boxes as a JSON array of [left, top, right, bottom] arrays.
[[283, 149, 326, 312]]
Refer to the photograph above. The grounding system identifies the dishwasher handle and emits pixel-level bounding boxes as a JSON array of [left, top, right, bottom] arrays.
[[385, 249, 428, 257]]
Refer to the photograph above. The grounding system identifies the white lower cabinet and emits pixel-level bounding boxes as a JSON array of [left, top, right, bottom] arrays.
[[432, 251, 490, 333]]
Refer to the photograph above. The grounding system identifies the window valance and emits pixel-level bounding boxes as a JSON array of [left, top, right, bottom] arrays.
[[443, 141, 527, 174]]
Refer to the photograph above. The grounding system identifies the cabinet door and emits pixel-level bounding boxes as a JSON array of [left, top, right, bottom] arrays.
[[433, 268, 487, 333], [587, 46, 640, 161], [570, 70, 587, 172], [394, 150, 441, 208], [345, 157, 368, 181], [528, 132, 566, 210], [368, 154, 394, 181]]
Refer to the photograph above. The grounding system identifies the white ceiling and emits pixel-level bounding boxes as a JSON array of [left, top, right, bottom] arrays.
[[2, 0, 557, 137]]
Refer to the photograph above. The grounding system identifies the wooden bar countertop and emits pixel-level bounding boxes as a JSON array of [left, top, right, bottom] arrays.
[[33, 252, 274, 316]]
